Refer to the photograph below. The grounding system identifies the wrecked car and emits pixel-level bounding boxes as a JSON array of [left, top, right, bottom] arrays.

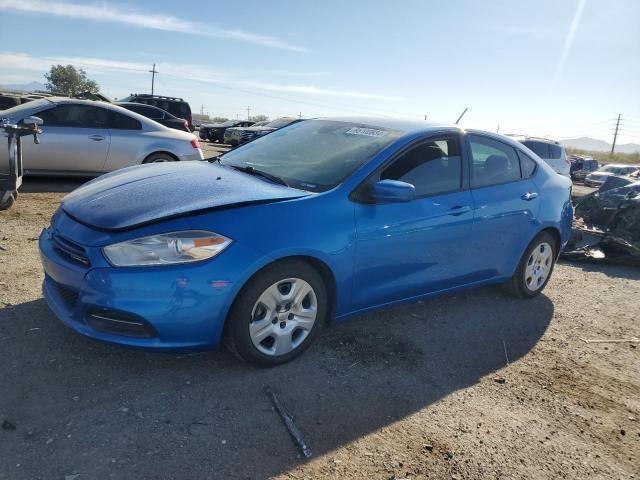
[[563, 180, 640, 263], [39, 118, 572, 366]]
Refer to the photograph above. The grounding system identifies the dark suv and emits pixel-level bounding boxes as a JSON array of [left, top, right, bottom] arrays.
[[569, 156, 600, 182], [119, 94, 193, 131]]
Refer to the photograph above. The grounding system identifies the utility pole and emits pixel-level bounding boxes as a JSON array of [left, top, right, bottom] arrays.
[[299, 112, 302, 119], [611, 113, 621, 155], [496, 124, 500, 133], [149, 63, 158, 96], [424, 114, 428, 121], [246, 106, 251, 120]]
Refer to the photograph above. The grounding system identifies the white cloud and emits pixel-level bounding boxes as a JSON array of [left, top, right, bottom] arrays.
[[0, 0, 307, 53], [0, 52, 402, 102]]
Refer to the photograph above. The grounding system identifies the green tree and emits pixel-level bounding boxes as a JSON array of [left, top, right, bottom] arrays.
[[44, 65, 100, 96], [251, 114, 269, 122]]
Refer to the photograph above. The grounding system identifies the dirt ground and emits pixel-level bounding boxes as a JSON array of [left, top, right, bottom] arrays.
[[1, 150, 638, 479]]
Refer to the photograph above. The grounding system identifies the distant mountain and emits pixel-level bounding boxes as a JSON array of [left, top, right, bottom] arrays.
[[561, 137, 640, 154], [0, 81, 46, 92]]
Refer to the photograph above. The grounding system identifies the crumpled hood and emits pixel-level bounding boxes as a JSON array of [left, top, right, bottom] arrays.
[[61, 162, 309, 231]]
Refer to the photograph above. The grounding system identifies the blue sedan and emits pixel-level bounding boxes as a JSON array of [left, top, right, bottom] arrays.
[[39, 118, 573, 366]]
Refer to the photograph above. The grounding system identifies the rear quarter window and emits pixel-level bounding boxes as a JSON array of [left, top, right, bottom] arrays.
[[517, 150, 538, 177], [108, 110, 142, 130]]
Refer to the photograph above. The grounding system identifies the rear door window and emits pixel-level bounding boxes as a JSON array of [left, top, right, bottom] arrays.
[[522, 140, 550, 159], [469, 135, 521, 188]]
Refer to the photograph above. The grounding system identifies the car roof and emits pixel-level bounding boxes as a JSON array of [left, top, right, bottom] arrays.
[[318, 116, 452, 134], [296, 117, 533, 149], [116, 101, 176, 117]]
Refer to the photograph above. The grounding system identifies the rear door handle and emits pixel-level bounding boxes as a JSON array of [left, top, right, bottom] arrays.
[[521, 192, 539, 201], [446, 205, 472, 216], [88, 135, 104, 141]]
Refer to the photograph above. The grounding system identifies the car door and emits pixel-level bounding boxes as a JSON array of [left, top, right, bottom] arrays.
[[21, 104, 110, 173], [466, 134, 541, 280], [351, 134, 474, 311], [103, 108, 145, 172]]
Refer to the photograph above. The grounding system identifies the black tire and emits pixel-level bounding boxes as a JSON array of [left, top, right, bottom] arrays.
[[506, 231, 558, 298], [0, 191, 16, 210], [224, 260, 327, 367], [142, 152, 177, 164]]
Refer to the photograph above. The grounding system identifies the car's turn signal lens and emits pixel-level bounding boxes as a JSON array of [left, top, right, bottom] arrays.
[[103, 231, 231, 267]]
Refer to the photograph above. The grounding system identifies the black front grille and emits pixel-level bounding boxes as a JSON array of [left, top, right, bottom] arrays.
[[52, 232, 90, 266], [51, 279, 79, 311]]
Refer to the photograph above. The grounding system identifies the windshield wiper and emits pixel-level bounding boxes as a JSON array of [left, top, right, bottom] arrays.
[[228, 164, 289, 187]]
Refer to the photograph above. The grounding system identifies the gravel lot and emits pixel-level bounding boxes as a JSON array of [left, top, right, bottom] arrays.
[[1, 142, 638, 479]]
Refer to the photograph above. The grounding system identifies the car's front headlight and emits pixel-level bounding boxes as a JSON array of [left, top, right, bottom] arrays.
[[103, 231, 232, 267]]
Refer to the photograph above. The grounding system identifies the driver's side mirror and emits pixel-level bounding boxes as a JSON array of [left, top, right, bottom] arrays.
[[20, 116, 43, 127], [371, 179, 415, 203]]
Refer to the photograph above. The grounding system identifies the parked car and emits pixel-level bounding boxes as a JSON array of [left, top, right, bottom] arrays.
[[0, 93, 22, 110], [199, 120, 255, 143], [118, 102, 189, 132], [119, 94, 194, 131], [511, 136, 570, 177], [584, 164, 640, 188], [225, 117, 304, 146], [569, 156, 599, 182], [0, 97, 203, 176], [38, 118, 572, 366]]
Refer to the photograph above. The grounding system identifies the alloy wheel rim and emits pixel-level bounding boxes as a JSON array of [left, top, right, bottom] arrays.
[[249, 278, 318, 356], [524, 242, 553, 292]]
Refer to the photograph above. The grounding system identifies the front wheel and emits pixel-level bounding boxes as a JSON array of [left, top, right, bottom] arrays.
[[224, 260, 327, 366], [506, 231, 557, 298]]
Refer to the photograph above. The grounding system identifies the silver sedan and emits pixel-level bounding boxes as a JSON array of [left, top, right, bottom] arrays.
[[0, 97, 203, 176]]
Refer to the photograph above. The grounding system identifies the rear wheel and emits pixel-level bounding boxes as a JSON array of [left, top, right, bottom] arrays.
[[224, 260, 327, 366], [506, 231, 557, 298], [142, 152, 176, 164]]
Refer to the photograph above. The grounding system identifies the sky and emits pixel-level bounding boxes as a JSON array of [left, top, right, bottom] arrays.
[[0, 0, 639, 144]]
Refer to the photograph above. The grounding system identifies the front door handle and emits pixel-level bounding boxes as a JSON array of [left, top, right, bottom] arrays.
[[446, 205, 472, 216], [521, 192, 539, 201], [88, 135, 104, 141]]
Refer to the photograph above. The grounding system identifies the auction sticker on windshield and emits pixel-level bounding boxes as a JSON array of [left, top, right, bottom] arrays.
[[345, 127, 388, 137]]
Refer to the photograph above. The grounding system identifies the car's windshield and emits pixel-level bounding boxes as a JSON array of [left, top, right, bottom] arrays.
[[222, 120, 237, 126], [220, 120, 403, 192], [0, 98, 51, 118], [265, 118, 296, 128]]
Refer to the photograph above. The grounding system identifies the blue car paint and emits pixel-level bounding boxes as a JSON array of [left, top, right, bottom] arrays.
[[38, 119, 572, 352]]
